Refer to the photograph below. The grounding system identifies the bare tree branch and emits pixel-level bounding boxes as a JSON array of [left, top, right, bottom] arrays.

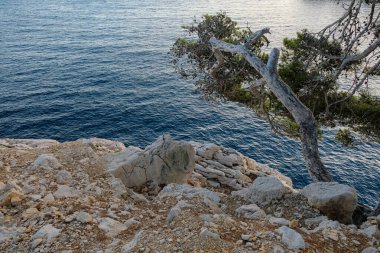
[[210, 30, 333, 182]]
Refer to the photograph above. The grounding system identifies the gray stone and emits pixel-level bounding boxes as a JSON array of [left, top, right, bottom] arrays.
[[214, 151, 242, 168], [79, 138, 126, 152], [245, 176, 292, 205], [158, 183, 221, 203], [167, 207, 181, 224], [43, 193, 55, 203], [276, 226, 305, 249], [361, 247, 379, 253], [124, 218, 140, 228], [53, 185, 80, 199], [56, 170, 72, 184], [194, 143, 220, 159], [269, 217, 290, 226], [122, 230, 143, 253], [0, 226, 25, 242], [28, 154, 61, 170], [235, 204, 266, 220], [199, 227, 220, 240], [302, 182, 357, 224], [362, 225, 380, 239], [32, 224, 61, 242], [105, 135, 195, 188], [0, 139, 59, 149], [313, 219, 341, 232], [98, 218, 127, 237], [207, 179, 220, 188], [304, 216, 328, 228], [76, 211, 93, 223], [241, 234, 250, 241]]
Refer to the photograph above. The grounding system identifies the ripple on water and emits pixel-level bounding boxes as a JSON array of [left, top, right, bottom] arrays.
[[0, 0, 379, 207]]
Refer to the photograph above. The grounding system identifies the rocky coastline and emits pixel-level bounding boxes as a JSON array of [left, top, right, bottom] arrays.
[[0, 135, 379, 252]]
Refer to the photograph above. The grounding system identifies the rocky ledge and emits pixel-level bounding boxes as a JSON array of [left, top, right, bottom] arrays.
[[0, 135, 379, 253]]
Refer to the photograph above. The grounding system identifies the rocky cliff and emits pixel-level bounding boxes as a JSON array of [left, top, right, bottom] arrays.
[[0, 136, 379, 253]]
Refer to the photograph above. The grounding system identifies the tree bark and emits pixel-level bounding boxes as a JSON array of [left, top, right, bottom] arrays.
[[210, 33, 333, 182]]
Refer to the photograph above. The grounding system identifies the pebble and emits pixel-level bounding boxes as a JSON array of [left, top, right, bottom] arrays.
[[362, 247, 379, 253], [56, 170, 72, 184], [241, 234, 250, 241], [199, 227, 220, 240], [31, 224, 61, 242], [76, 211, 93, 223]]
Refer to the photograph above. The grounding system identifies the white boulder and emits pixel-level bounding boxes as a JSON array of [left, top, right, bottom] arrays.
[[105, 135, 195, 188], [244, 176, 292, 205], [302, 182, 357, 224], [276, 226, 305, 249]]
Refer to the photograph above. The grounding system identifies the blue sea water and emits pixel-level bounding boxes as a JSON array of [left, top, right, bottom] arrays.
[[0, 0, 379, 207]]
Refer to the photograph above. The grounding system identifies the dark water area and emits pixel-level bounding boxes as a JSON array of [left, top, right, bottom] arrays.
[[0, 0, 379, 207]]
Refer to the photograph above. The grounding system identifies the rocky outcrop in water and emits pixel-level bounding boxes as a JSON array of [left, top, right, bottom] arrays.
[[0, 136, 378, 252]]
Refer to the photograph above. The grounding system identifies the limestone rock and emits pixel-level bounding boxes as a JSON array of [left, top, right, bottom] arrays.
[[22, 208, 40, 219], [108, 177, 127, 198], [32, 224, 61, 242], [122, 230, 143, 253], [199, 227, 220, 240], [244, 176, 292, 205], [158, 183, 221, 203], [53, 185, 80, 199], [276, 226, 305, 249], [0, 139, 59, 149], [235, 204, 266, 220], [304, 216, 328, 229], [313, 219, 341, 232], [362, 247, 379, 253], [56, 170, 72, 184], [43, 193, 55, 203], [193, 142, 220, 159], [167, 200, 192, 224], [0, 226, 25, 242], [79, 138, 126, 153], [302, 182, 357, 224], [98, 217, 127, 237], [0, 189, 25, 206], [76, 211, 93, 223], [362, 225, 380, 239], [269, 217, 290, 226], [124, 218, 140, 228], [28, 154, 62, 171], [105, 135, 195, 188]]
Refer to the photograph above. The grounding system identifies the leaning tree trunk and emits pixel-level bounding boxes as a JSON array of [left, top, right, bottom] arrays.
[[210, 30, 332, 182]]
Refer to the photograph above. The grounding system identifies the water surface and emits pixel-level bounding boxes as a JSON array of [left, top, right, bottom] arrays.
[[0, 0, 379, 207]]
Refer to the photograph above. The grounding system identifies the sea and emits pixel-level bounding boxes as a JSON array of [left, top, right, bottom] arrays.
[[0, 0, 379, 207]]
